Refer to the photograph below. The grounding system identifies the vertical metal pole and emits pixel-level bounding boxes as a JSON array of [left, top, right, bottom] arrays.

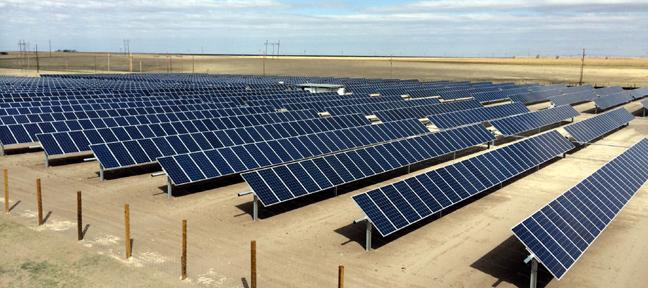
[[124, 204, 131, 259], [181, 219, 187, 280], [36, 178, 43, 225], [252, 195, 258, 221], [3, 169, 8, 214], [77, 191, 83, 240], [365, 221, 372, 251], [251, 240, 257, 288], [529, 258, 538, 288], [338, 265, 344, 288], [35, 44, 40, 73], [167, 179, 173, 198], [99, 165, 104, 181], [578, 48, 585, 86]]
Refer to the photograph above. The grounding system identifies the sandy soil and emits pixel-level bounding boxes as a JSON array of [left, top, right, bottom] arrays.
[[1, 53, 648, 86], [0, 99, 646, 287]]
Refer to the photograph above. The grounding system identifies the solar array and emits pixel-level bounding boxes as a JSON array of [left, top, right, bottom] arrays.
[[353, 131, 575, 237], [593, 91, 634, 111], [427, 102, 529, 129], [157, 119, 428, 187], [512, 138, 648, 280], [33, 109, 317, 155], [372, 100, 482, 121], [89, 114, 369, 170], [490, 105, 579, 136], [564, 108, 634, 143], [242, 124, 494, 207]]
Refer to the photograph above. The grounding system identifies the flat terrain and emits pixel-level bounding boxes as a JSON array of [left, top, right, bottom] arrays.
[[1, 100, 647, 287], [1, 53, 648, 86]]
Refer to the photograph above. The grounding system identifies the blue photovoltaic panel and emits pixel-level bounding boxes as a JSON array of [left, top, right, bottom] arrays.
[[427, 102, 529, 129], [372, 100, 482, 121], [564, 108, 634, 143], [90, 114, 370, 169], [593, 91, 634, 111], [35, 109, 320, 155], [159, 119, 429, 187], [243, 124, 495, 207], [353, 130, 575, 237], [490, 105, 579, 136], [512, 138, 648, 280]]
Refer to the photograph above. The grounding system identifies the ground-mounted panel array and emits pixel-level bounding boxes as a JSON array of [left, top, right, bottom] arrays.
[[353, 130, 575, 237], [512, 138, 648, 279]]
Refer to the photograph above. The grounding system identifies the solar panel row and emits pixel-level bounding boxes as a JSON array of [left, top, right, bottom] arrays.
[[157, 119, 428, 187], [243, 124, 495, 206], [427, 102, 530, 129], [36, 109, 319, 155], [352, 131, 575, 237], [564, 108, 634, 143], [0, 98, 216, 115], [512, 138, 648, 280], [322, 98, 441, 115], [372, 100, 483, 121], [0, 105, 272, 125], [88, 114, 370, 168], [593, 91, 634, 111], [490, 105, 579, 136]]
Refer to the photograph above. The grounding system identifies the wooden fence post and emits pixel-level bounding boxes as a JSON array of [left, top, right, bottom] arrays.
[[181, 219, 187, 280], [77, 191, 83, 240], [3, 169, 8, 214], [124, 204, 131, 259], [338, 265, 345, 288], [36, 178, 43, 225], [251, 240, 257, 288]]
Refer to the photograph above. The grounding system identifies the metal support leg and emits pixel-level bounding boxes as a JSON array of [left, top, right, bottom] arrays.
[[453, 152, 456, 160], [0, 144, 4, 156], [167, 179, 173, 198], [99, 165, 104, 181], [334, 187, 338, 197], [44, 154, 49, 168], [252, 195, 259, 221], [529, 258, 538, 288], [365, 221, 372, 251], [407, 165, 411, 174]]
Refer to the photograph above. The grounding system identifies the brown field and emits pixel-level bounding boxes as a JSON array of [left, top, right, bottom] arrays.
[[1, 97, 647, 287], [1, 52, 648, 86]]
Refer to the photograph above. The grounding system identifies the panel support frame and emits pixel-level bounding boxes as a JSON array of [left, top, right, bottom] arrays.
[[252, 195, 259, 221]]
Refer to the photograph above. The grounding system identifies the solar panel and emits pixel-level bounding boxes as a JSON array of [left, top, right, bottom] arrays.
[[88, 114, 370, 169], [372, 100, 482, 121], [490, 105, 579, 136], [158, 119, 428, 188], [352, 130, 575, 237], [550, 90, 596, 106], [427, 102, 529, 129], [563, 108, 634, 143], [593, 91, 634, 111], [512, 138, 648, 280], [27, 109, 317, 150], [242, 124, 495, 207]]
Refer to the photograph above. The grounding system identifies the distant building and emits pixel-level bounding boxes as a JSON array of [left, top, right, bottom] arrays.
[[296, 83, 345, 95]]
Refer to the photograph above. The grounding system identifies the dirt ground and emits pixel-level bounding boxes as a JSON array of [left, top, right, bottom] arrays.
[[1, 53, 648, 86], [0, 97, 647, 287]]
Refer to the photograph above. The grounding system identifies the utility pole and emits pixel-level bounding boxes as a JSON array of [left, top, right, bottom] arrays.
[[389, 54, 393, 78], [277, 40, 280, 56], [48, 40, 52, 57], [578, 48, 585, 86], [263, 40, 268, 76], [35, 44, 40, 73]]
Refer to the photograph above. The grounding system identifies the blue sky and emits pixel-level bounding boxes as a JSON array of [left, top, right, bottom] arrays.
[[1, 0, 647, 56]]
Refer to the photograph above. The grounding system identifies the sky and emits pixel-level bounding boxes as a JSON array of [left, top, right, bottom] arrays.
[[1, 0, 647, 56]]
